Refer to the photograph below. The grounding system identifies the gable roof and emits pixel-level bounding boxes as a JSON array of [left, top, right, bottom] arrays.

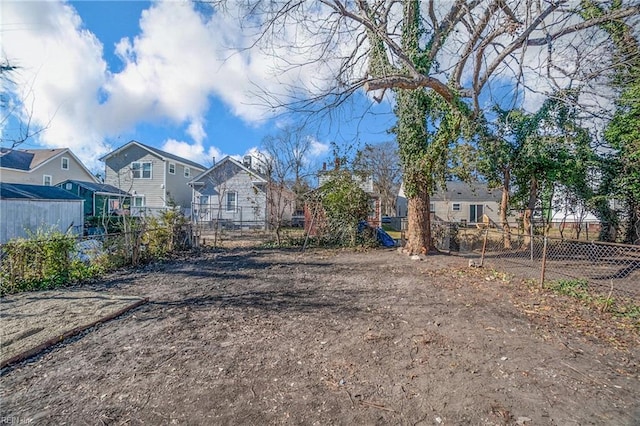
[[100, 140, 205, 170], [0, 183, 83, 200], [431, 181, 501, 202], [57, 180, 130, 196], [0, 147, 99, 183], [190, 156, 268, 185], [0, 148, 66, 171]]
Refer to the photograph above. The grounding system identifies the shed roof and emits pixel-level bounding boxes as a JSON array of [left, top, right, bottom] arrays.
[[58, 180, 130, 196], [0, 183, 83, 200]]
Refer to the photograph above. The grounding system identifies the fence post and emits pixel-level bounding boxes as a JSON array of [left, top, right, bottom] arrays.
[[539, 236, 548, 289], [530, 221, 534, 262], [480, 228, 488, 267]]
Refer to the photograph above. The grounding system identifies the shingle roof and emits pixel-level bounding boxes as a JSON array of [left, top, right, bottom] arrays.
[[431, 181, 501, 202], [0, 183, 83, 200], [58, 180, 130, 196], [190, 156, 268, 184], [101, 140, 206, 170], [0, 148, 66, 171]]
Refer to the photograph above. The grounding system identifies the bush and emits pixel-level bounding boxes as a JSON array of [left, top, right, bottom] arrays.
[[1, 230, 77, 294]]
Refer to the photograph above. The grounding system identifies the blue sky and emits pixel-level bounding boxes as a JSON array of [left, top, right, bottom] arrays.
[[2, 1, 396, 173]]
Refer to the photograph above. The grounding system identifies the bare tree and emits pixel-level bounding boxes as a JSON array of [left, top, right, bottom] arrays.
[[354, 141, 401, 217], [261, 125, 314, 244], [215, 0, 639, 253]]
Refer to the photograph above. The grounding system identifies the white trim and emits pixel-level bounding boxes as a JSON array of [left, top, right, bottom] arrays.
[[225, 191, 237, 212], [131, 161, 152, 179], [43, 175, 52, 186], [61, 157, 69, 170]]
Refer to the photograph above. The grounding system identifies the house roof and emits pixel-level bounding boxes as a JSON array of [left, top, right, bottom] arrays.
[[190, 156, 268, 185], [57, 180, 130, 196], [0, 147, 99, 183], [100, 140, 206, 170], [0, 148, 67, 171], [0, 183, 83, 200], [431, 181, 501, 202]]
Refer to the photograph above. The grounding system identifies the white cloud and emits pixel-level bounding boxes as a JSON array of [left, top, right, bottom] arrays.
[[308, 137, 330, 158], [2, 0, 351, 171], [2, 1, 111, 170], [161, 138, 223, 167]]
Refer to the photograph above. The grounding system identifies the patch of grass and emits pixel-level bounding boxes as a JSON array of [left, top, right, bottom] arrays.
[[546, 278, 590, 300], [545, 278, 640, 324]]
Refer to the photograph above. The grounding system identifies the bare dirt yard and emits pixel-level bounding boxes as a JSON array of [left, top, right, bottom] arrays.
[[1, 247, 639, 425]]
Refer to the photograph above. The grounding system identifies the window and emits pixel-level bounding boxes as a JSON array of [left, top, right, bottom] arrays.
[[133, 196, 145, 207], [470, 204, 484, 223], [452, 203, 461, 211], [65, 183, 73, 190], [43, 175, 52, 186], [429, 202, 435, 212], [226, 191, 237, 212], [184, 167, 191, 178], [61, 157, 69, 170], [109, 199, 121, 211], [168, 163, 176, 174], [199, 195, 209, 206], [131, 162, 152, 179]]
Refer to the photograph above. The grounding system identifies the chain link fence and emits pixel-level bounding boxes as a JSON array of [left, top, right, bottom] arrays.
[[432, 222, 639, 301]]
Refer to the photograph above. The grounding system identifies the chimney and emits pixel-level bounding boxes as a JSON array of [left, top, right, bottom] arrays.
[[212, 157, 216, 166], [322, 162, 326, 171]]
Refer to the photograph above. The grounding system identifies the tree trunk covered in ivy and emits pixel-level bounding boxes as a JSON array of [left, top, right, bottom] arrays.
[[393, 1, 433, 254]]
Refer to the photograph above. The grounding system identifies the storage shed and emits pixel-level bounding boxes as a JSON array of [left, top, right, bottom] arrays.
[[56, 180, 130, 217], [0, 183, 84, 243]]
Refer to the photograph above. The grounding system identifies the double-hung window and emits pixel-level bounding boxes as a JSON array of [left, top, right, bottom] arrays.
[[226, 191, 237, 212], [168, 163, 176, 174], [184, 167, 191, 178], [452, 203, 461, 211], [61, 157, 69, 170], [131, 162, 152, 179], [43, 175, 52, 186]]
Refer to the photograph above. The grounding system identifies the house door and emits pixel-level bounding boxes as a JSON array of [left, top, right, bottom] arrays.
[[469, 204, 484, 223]]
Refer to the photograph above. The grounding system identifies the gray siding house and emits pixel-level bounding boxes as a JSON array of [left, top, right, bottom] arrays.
[[398, 181, 509, 226], [100, 141, 205, 215], [0, 183, 84, 243], [0, 148, 98, 186], [190, 156, 295, 229]]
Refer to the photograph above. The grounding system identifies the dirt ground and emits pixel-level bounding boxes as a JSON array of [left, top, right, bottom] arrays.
[[1, 247, 639, 425]]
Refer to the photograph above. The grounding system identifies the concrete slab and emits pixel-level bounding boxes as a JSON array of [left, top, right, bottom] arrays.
[[1, 290, 146, 368]]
